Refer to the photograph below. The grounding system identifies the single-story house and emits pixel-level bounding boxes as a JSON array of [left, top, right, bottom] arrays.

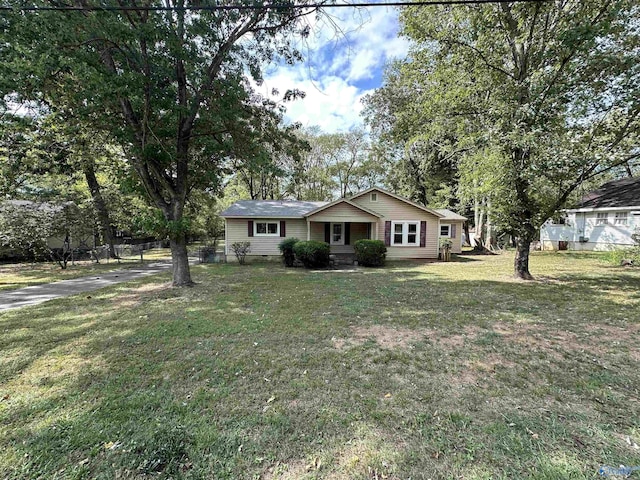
[[221, 187, 467, 261], [540, 176, 640, 251]]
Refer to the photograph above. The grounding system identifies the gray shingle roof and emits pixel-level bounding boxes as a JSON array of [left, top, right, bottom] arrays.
[[220, 200, 328, 218], [435, 209, 467, 221], [578, 177, 640, 209]]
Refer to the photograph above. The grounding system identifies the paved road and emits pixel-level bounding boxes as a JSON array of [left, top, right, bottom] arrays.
[[0, 262, 176, 312]]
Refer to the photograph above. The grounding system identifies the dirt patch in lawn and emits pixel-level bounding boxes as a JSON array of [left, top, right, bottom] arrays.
[[333, 325, 428, 350], [112, 282, 172, 309]]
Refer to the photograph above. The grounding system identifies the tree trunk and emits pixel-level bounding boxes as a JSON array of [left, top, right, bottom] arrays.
[[463, 221, 471, 246], [169, 230, 193, 286], [83, 160, 117, 259], [514, 237, 534, 280]]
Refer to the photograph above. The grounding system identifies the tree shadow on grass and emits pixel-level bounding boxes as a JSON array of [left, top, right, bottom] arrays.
[[1, 265, 639, 479]]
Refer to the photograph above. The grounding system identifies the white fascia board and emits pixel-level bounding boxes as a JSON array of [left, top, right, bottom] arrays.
[[565, 206, 640, 213]]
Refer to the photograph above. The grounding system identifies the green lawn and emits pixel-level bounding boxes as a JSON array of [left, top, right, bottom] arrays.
[[1, 252, 639, 479]]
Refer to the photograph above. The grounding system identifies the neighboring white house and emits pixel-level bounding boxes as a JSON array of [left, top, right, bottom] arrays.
[[541, 177, 640, 251]]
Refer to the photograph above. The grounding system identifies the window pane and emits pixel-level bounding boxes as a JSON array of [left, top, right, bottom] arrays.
[[440, 226, 449, 236], [408, 234, 417, 244], [394, 233, 403, 244], [333, 224, 342, 235], [268, 223, 278, 234], [394, 224, 403, 234], [408, 223, 417, 233], [256, 223, 267, 234]]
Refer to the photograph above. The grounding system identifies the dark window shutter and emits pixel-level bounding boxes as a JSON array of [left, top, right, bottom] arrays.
[[451, 224, 457, 239], [367, 223, 372, 239], [324, 223, 330, 243], [345, 223, 351, 245], [420, 221, 427, 247], [384, 221, 391, 246], [280, 220, 286, 237], [248, 220, 254, 237]]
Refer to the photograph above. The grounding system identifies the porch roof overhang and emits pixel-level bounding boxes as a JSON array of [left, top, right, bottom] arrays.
[[304, 198, 382, 223]]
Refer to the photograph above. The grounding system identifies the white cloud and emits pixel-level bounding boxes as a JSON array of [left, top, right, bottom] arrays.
[[260, 5, 410, 133]]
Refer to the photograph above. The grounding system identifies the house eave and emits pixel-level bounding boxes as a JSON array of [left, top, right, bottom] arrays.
[[565, 205, 640, 213], [221, 215, 305, 219], [303, 198, 383, 218]]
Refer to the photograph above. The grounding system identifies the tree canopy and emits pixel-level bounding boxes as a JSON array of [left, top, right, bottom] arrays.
[[365, 0, 639, 278], [2, 0, 324, 285]]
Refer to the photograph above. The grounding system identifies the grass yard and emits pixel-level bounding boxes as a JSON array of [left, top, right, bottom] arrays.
[[0, 252, 639, 479], [0, 249, 173, 292]]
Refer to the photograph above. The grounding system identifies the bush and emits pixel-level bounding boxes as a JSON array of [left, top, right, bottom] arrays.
[[278, 237, 300, 267], [231, 241, 251, 265], [293, 240, 330, 268], [607, 246, 640, 266], [354, 239, 387, 267]]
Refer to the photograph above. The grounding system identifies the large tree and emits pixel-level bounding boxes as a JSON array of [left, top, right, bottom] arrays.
[[366, 0, 639, 279], [3, 0, 323, 285]]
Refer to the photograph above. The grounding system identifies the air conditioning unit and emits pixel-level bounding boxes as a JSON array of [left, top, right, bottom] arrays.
[[579, 236, 589, 243]]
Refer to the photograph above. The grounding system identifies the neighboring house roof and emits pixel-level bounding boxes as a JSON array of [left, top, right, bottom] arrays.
[[220, 200, 327, 218], [435, 209, 467, 221], [349, 187, 445, 218], [576, 177, 640, 209], [303, 198, 383, 218]]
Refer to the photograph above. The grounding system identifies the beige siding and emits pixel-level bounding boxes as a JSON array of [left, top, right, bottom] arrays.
[[225, 218, 307, 261], [352, 191, 440, 259], [307, 202, 378, 223], [440, 220, 464, 253]]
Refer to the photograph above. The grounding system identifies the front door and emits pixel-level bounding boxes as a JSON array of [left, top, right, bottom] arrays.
[[330, 222, 344, 245]]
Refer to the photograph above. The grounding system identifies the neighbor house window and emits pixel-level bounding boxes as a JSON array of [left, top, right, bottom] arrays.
[[595, 213, 609, 225], [614, 212, 628, 225], [370, 192, 378, 202], [391, 221, 420, 246], [255, 221, 279, 236], [331, 222, 344, 245], [440, 224, 451, 237]]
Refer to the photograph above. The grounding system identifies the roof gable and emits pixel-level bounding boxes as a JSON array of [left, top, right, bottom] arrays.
[[349, 187, 444, 218], [304, 198, 382, 218]]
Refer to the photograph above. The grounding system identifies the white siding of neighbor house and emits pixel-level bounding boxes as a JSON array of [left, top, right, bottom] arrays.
[[351, 191, 440, 259], [540, 209, 640, 251], [225, 218, 307, 261]]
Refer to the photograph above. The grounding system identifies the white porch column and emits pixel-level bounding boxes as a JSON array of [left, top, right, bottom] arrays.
[[306, 219, 311, 241], [374, 221, 379, 240]]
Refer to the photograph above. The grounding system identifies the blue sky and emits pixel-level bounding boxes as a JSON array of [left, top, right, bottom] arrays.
[[259, 6, 409, 133]]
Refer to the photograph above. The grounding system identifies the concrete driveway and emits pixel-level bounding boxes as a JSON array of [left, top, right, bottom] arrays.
[[0, 262, 175, 312]]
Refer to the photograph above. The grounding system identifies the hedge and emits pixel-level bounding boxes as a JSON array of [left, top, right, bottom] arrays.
[[354, 239, 387, 267]]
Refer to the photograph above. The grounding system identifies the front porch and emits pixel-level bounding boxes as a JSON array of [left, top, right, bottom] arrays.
[[306, 221, 378, 254]]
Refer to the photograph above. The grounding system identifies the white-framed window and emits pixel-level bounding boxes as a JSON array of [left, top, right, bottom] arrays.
[[255, 221, 279, 236], [595, 213, 609, 225], [391, 221, 420, 246], [330, 222, 344, 245], [370, 192, 378, 202], [440, 224, 451, 237], [614, 212, 628, 225]]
